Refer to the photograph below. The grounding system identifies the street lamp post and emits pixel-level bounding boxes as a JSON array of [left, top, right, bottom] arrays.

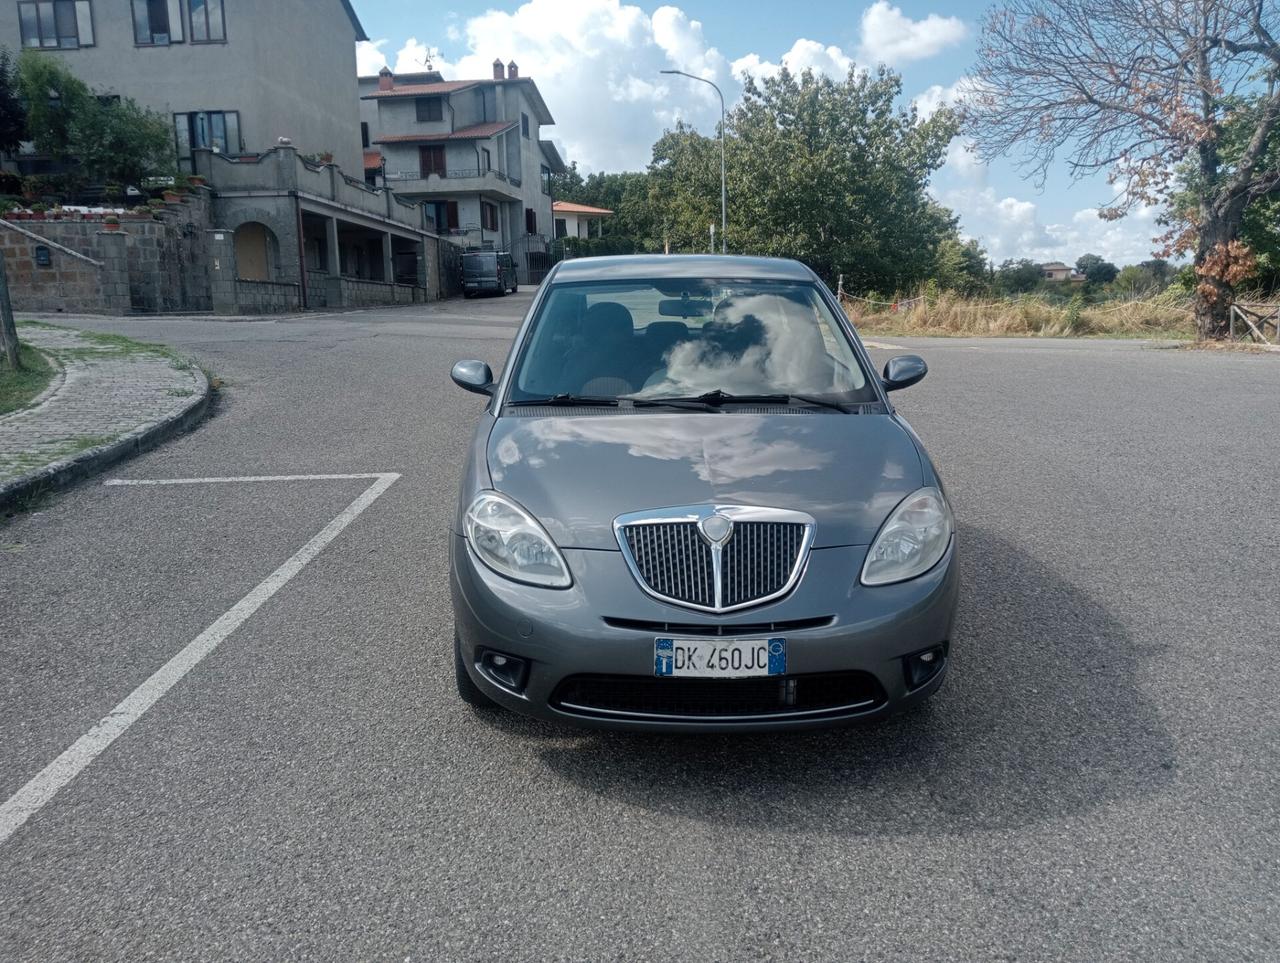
[[660, 69, 726, 254]]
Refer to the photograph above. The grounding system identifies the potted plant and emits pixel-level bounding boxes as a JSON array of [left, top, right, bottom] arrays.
[[187, 174, 207, 187], [104, 215, 121, 231], [319, 151, 334, 165], [148, 197, 166, 209], [29, 202, 47, 220]]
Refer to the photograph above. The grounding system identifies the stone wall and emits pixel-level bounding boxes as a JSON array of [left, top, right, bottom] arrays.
[[0, 220, 131, 314], [339, 278, 427, 307], [0, 189, 214, 315], [235, 278, 302, 314]]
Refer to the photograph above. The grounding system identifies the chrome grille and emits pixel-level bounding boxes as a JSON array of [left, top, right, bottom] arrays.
[[720, 522, 806, 609], [616, 506, 814, 613], [622, 523, 715, 608]]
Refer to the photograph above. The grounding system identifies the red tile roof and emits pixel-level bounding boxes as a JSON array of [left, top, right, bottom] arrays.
[[363, 81, 480, 99], [363, 150, 384, 170], [374, 121, 518, 145], [552, 201, 614, 216]]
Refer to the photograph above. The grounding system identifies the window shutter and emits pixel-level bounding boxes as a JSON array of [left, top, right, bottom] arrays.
[[167, 0, 184, 41]]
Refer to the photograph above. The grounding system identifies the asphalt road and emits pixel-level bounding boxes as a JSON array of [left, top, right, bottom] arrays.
[[1, 293, 1278, 962]]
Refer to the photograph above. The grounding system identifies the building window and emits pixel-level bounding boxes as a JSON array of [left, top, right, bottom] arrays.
[[132, 0, 183, 44], [416, 97, 442, 122], [19, 1, 95, 48], [419, 145, 446, 177], [188, 0, 224, 43], [521, 112, 530, 138], [445, 201, 459, 230], [480, 148, 491, 171], [360, 122, 370, 149], [554, 218, 567, 239], [540, 164, 551, 195], [34, 245, 52, 267], [525, 208, 536, 235], [173, 109, 241, 172], [481, 202, 498, 232]]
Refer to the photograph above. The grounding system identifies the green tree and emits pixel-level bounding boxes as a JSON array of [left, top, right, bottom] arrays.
[[1112, 264, 1160, 298], [16, 51, 172, 185], [995, 258, 1044, 294], [1076, 253, 1118, 285], [717, 65, 958, 289], [16, 50, 92, 160], [0, 49, 27, 156], [933, 237, 989, 294], [70, 96, 174, 186]]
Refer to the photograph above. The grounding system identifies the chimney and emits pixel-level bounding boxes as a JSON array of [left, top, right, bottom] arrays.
[[492, 58, 504, 80], [378, 66, 394, 91], [507, 60, 519, 79]]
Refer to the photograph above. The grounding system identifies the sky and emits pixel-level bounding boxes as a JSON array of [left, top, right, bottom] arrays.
[[352, 0, 1167, 267]]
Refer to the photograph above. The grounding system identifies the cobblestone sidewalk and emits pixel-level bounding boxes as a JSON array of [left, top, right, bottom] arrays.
[[1, 324, 209, 503]]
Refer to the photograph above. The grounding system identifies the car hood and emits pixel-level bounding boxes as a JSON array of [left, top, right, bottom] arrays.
[[486, 413, 923, 550]]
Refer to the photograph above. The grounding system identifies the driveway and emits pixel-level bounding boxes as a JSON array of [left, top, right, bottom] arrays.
[[1, 293, 1277, 961]]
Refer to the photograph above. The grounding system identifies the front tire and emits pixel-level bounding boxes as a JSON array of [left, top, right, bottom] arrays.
[[455, 633, 497, 710]]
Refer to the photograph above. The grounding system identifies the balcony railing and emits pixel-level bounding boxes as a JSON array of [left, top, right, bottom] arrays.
[[386, 168, 522, 187]]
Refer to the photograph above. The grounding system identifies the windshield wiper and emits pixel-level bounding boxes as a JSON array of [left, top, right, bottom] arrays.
[[506, 393, 619, 408], [632, 389, 850, 413]]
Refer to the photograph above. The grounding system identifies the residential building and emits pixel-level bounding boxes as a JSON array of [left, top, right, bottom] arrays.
[[1041, 261, 1086, 283], [359, 60, 568, 283], [0, 0, 367, 174], [553, 201, 612, 239]]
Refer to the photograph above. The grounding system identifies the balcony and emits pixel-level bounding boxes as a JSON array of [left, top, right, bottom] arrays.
[[384, 167, 523, 201]]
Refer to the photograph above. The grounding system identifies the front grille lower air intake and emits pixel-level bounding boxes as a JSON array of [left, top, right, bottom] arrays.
[[615, 505, 815, 614]]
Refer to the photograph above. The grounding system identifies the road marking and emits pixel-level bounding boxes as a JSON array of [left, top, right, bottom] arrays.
[[104, 473, 395, 486], [0, 472, 401, 847], [862, 340, 904, 349]]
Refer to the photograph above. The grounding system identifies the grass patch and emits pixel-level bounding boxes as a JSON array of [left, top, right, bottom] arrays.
[[845, 292, 1197, 340], [0, 343, 55, 415]]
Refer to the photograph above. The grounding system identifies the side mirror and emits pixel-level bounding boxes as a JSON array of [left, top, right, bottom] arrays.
[[882, 354, 927, 392], [451, 359, 494, 396]]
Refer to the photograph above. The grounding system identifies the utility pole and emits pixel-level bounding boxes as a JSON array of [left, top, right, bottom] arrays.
[[660, 69, 727, 254], [0, 251, 19, 370]]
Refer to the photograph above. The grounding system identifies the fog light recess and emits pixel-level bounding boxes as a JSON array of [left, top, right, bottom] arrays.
[[904, 644, 947, 690], [478, 650, 529, 693]]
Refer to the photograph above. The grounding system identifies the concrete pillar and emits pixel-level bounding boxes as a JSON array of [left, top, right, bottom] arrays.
[[97, 230, 132, 315], [207, 228, 239, 315], [382, 233, 394, 283], [324, 216, 344, 307], [416, 239, 429, 289]]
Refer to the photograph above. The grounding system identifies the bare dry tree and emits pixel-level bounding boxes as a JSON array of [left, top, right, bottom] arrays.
[[965, 0, 1280, 338]]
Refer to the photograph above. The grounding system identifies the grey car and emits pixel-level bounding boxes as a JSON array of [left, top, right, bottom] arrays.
[[449, 255, 957, 732]]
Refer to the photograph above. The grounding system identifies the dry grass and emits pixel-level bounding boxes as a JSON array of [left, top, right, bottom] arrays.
[[844, 292, 1198, 339]]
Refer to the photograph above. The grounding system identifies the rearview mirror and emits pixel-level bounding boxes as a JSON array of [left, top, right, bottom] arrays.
[[882, 355, 927, 392], [451, 359, 494, 396], [659, 298, 713, 318]]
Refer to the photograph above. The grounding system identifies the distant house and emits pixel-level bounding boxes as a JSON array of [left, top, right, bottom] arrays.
[[358, 60, 567, 284], [1041, 261, 1087, 283], [553, 201, 613, 239]]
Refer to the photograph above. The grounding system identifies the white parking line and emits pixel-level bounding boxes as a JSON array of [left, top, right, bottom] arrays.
[[0, 472, 401, 847], [105, 473, 391, 486]]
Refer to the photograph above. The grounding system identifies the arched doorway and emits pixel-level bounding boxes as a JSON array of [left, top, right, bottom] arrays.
[[233, 222, 278, 281]]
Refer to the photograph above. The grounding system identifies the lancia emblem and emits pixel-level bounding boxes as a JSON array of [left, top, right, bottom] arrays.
[[699, 513, 733, 544]]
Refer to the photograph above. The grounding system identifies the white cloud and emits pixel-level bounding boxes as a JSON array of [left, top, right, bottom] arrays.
[[913, 78, 973, 119], [938, 186, 1166, 265], [858, 1, 967, 66], [356, 39, 389, 76], [731, 38, 855, 83]]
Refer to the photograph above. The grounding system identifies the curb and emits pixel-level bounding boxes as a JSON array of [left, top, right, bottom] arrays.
[[0, 365, 212, 513]]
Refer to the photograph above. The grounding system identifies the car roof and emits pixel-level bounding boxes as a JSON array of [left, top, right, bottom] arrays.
[[549, 254, 819, 283]]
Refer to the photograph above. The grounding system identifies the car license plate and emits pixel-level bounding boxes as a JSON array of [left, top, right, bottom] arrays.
[[654, 637, 786, 678]]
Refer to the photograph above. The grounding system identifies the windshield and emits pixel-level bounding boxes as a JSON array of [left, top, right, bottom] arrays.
[[508, 278, 874, 404]]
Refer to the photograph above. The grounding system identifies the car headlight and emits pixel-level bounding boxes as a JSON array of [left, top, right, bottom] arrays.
[[861, 486, 953, 586], [465, 491, 572, 588]]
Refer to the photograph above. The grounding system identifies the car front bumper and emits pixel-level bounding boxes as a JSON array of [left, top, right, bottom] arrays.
[[450, 534, 959, 733]]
